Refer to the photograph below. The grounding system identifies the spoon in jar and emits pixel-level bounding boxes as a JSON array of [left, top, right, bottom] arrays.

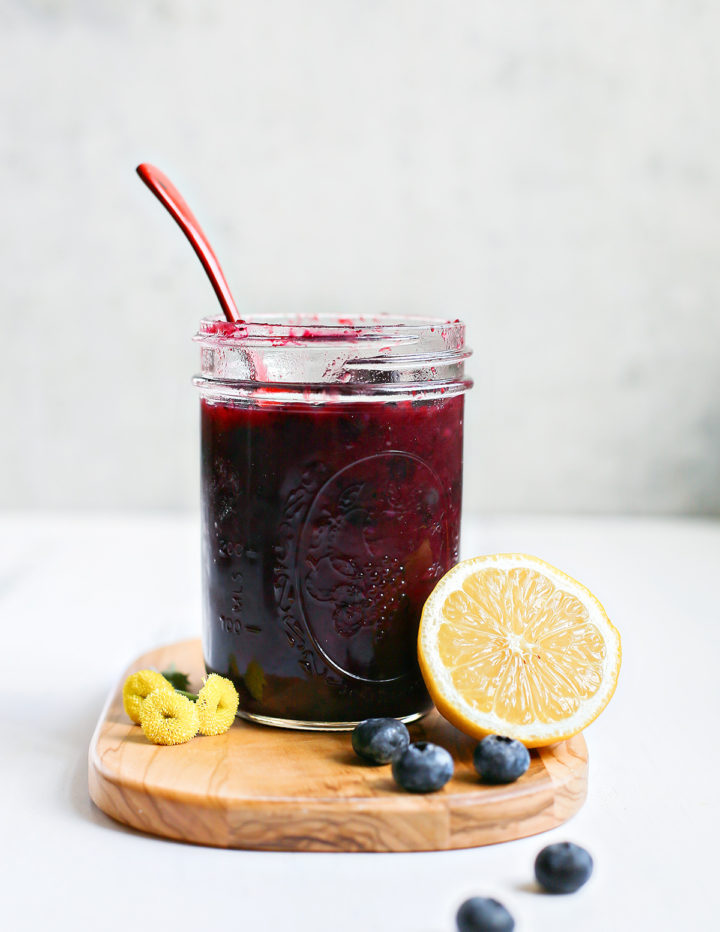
[[136, 163, 240, 323]]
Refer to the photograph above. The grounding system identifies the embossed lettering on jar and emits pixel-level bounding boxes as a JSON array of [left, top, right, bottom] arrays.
[[194, 314, 472, 730]]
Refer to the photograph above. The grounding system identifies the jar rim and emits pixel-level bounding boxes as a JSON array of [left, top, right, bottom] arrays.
[[196, 313, 465, 347], [195, 313, 472, 399]]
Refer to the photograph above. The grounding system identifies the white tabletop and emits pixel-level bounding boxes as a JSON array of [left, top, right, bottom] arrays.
[[2, 513, 718, 931]]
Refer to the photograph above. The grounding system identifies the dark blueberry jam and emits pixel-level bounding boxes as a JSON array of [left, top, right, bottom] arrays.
[[201, 394, 464, 724]]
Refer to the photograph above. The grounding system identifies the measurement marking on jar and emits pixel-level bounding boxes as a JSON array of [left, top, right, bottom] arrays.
[[219, 614, 244, 635], [231, 589, 244, 612]]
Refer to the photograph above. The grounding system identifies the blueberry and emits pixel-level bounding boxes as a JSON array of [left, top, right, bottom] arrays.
[[456, 897, 515, 932], [473, 735, 530, 784], [351, 718, 410, 764], [534, 842, 593, 893], [391, 741, 453, 792]]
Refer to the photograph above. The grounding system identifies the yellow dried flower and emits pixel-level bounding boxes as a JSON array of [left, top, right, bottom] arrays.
[[139, 688, 199, 745], [196, 674, 239, 736], [122, 669, 173, 724]]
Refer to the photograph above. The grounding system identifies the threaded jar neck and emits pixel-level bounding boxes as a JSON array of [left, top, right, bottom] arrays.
[[194, 314, 472, 404]]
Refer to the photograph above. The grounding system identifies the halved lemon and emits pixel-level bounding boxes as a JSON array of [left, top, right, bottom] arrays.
[[418, 554, 621, 747]]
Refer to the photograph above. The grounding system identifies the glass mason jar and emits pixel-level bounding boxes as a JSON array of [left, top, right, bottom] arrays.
[[194, 314, 472, 730]]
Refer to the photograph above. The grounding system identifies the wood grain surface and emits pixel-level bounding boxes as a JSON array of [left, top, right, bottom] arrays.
[[88, 639, 588, 852]]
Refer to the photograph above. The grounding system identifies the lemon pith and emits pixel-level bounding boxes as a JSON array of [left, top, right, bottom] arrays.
[[418, 554, 621, 747]]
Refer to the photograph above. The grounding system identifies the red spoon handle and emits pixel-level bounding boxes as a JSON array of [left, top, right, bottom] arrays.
[[136, 163, 239, 323]]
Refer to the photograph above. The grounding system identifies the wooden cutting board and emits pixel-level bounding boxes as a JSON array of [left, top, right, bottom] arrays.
[[88, 638, 588, 852]]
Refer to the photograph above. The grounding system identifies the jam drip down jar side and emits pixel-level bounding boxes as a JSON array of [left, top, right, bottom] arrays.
[[194, 314, 473, 730]]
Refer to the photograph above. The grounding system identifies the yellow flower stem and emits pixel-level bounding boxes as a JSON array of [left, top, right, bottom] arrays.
[[175, 689, 198, 701]]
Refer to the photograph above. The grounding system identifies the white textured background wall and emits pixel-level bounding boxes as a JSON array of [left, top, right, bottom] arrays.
[[2, 1, 719, 514]]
